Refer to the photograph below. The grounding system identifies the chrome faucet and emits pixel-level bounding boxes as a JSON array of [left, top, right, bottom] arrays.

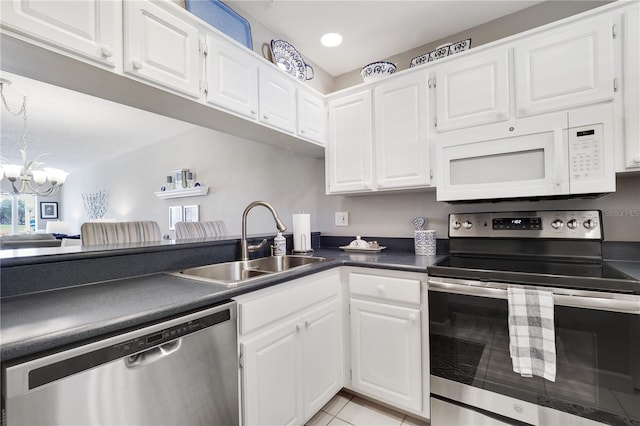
[[241, 201, 287, 261]]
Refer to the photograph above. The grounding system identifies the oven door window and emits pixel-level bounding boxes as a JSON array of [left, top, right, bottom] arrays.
[[429, 291, 640, 425]]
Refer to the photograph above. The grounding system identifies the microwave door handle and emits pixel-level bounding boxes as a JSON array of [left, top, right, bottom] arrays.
[[427, 279, 640, 314], [555, 128, 569, 191]]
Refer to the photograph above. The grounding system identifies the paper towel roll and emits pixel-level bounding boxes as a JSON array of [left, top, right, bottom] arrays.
[[292, 214, 311, 251]]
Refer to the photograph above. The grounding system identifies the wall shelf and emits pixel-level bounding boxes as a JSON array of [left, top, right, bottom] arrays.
[[154, 186, 209, 199]]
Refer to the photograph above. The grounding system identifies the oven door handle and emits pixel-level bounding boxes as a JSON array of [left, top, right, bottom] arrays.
[[427, 279, 640, 314]]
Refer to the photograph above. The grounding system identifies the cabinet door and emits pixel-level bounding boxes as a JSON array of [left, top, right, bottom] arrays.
[[205, 34, 259, 119], [622, 6, 640, 169], [302, 299, 343, 419], [0, 0, 121, 69], [124, 0, 201, 98], [435, 47, 510, 131], [259, 65, 297, 133], [297, 88, 326, 145], [350, 299, 422, 412], [327, 91, 374, 193], [242, 320, 302, 426], [374, 72, 431, 189], [514, 16, 614, 117]]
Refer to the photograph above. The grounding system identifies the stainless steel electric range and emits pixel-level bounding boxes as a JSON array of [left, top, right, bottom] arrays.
[[427, 210, 639, 426]]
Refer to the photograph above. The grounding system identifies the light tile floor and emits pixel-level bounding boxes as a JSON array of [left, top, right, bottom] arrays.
[[306, 390, 430, 426]]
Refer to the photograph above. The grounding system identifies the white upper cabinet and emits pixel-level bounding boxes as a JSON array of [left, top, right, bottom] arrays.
[[435, 47, 510, 132], [259, 64, 297, 133], [0, 0, 121, 69], [205, 34, 259, 119], [514, 16, 615, 117], [374, 72, 432, 189], [621, 5, 640, 170], [124, 0, 201, 98], [327, 90, 374, 193], [297, 87, 326, 145]]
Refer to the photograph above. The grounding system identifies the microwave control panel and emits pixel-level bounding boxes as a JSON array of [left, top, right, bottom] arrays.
[[569, 124, 603, 181]]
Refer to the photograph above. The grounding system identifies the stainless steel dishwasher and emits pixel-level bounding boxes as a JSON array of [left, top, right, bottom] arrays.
[[2, 301, 239, 426]]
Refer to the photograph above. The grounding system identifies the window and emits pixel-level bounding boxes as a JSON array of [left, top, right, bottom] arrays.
[[0, 194, 37, 235]]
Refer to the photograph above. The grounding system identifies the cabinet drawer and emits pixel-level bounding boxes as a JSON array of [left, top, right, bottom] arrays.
[[238, 271, 339, 335], [349, 272, 420, 304]]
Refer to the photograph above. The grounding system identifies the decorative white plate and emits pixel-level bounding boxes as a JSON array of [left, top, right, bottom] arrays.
[[339, 245, 386, 253], [270, 39, 314, 81]]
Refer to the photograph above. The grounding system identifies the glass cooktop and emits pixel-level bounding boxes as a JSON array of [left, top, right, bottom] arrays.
[[429, 256, 640, 294]]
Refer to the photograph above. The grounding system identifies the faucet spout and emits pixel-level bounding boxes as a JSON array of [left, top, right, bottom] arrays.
[[241, 201, 287, 261]]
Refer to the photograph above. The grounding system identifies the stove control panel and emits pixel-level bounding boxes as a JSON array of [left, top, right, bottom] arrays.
[[449, 210, 602, 239]]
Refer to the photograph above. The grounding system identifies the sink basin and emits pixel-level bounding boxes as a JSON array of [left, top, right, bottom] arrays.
[[171, 255, 327, 286]]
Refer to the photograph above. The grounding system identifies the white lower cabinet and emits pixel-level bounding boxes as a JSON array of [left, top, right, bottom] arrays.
[[236, 270, 342, 426], [347, 269, 429, 417]]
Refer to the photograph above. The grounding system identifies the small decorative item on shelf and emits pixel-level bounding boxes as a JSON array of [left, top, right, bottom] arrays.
[[155, 169, 208, 199], [161, 175, 174, 191], [360, 61, 396, 82], [173, 169, 189, 189]]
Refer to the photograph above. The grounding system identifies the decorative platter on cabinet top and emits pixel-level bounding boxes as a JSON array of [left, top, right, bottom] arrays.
[[270, 39, 315, 81]]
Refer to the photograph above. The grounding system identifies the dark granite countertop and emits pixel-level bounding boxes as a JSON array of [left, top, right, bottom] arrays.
[[2, 241, 637, 363], [0, 248, 443, 362]]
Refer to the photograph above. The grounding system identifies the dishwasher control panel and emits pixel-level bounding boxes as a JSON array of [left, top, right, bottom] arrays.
[[27, 308, 232, 391], [113, 309, 230, 358]]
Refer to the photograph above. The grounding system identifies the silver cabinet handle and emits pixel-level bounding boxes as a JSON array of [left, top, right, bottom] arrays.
[[427, 279, 640, 314]]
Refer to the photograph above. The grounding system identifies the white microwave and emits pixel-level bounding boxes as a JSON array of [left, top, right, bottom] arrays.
[[435, 103, 616, 202]]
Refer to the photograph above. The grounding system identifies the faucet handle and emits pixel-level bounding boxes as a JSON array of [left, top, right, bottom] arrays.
[[248, 239, 268, 253]]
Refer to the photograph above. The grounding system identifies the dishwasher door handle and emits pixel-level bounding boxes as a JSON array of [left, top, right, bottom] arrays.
[[125, 339, 182, 369]]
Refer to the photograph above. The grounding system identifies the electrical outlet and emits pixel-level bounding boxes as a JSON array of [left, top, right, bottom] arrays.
[[335, 211, 349, 227]]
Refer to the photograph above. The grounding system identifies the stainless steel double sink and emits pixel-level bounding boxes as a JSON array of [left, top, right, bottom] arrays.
[[170, 255, 327, 286]]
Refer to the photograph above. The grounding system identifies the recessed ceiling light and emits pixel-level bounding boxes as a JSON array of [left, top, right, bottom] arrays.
[[321, 33, 342, 47]]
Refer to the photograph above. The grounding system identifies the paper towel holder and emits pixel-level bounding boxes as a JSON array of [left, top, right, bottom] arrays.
[[292, 233, 314, 256]]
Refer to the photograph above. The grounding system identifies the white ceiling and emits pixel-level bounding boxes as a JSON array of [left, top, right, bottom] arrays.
[[226, 0, 542, 76], [0, 71, 197, 174], [1, 1, 544, 174]]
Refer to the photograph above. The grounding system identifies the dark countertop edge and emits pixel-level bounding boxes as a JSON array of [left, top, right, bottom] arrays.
[[0, 232, 315, 267], [0, 251, 442, 362]]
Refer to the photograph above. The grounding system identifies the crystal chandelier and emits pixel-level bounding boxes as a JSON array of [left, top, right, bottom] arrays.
[[1, 79, 68, 197]]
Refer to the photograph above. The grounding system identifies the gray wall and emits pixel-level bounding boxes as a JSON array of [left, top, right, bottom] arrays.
[[62, 133, 640, 242], [61, 126, 325, 237]]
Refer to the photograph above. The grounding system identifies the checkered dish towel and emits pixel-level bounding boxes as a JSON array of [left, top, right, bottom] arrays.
[[507, 287, 556, 382]]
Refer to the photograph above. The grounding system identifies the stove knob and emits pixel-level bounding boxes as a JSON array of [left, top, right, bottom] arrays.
[[551, 219, 564, 229], [462, 220, 473, 230], [583, 218, 598, 230], [567, 219, 579, 230], [452, 221, 461, 230]]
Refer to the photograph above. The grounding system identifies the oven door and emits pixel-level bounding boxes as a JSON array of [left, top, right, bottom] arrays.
[[428, 277, 640, 426]]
